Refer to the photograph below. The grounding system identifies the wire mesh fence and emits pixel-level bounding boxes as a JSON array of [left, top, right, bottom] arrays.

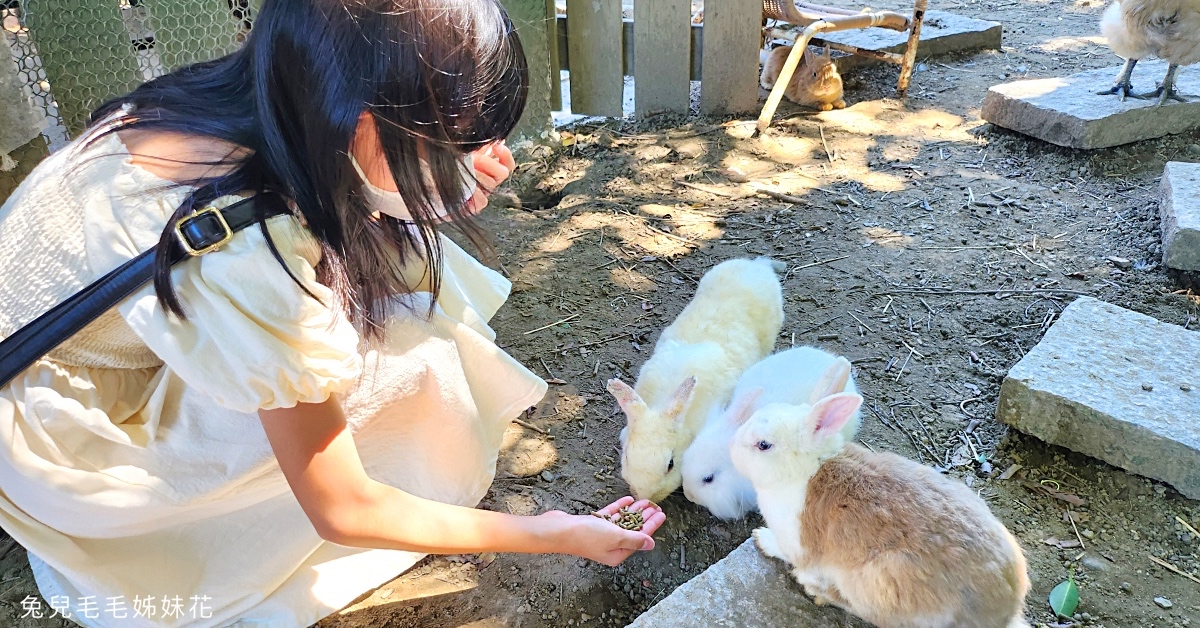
[[1, 0, 257, 151]]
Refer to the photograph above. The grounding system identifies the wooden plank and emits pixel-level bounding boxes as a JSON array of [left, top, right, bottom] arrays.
[[545, 0, 562, 110], [700, 0, 762, 115], [565, 0, 623, 117], [633, 0, 690, 117]]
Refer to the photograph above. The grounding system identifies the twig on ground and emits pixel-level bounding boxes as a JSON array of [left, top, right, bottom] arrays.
[[524, 313, 581, 335], [1149, 555, 1200, 587], [513, 418, 547, 434]]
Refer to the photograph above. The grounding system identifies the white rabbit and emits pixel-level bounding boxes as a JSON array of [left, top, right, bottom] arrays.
[[681, 347, 860, 520], [607, 257, 784, 503], [730, 372, 1031, 628]]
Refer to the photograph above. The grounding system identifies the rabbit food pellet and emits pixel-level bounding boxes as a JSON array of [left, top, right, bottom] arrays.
[[592, 507, 644, 531]]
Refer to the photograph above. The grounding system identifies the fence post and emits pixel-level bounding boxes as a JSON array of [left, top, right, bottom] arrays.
[[22, 0, 143, 135], [500, 0, 554, 141], [634, 0, 690, 117], [544, 0, 561, 111], [565, 0, 622, 117], [700, 0, 762, 115]]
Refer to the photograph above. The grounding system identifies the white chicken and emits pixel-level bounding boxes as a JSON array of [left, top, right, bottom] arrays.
[[1098, 0, 1200, 106]]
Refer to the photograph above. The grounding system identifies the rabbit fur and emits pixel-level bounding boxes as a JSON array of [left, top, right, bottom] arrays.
[[681, 347, 861, 520], [607, 257, 785, 503], [730, 386, 1031, 628], [760, 44, 847, 111]]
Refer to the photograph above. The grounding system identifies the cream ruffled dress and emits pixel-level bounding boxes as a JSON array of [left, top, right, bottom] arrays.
[[0, 120, 547, 627]]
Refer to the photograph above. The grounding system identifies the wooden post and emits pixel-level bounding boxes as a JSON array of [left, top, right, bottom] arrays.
[[700, 0, 762, 115], [500, 0, 555, 140], [896, 0, 928, 97], [545, 0, 562, 111], [634, 0, 690, 117], [566, 0, 623, 117]]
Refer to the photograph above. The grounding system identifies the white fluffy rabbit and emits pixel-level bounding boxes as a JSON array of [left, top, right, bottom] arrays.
[[681, 347, 860, 520], [607, 257, 784, 503], [730, 379, 1031, 628]]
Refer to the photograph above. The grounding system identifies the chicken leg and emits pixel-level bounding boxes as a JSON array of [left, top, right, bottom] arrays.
[[1097, 57, 1139, 100], [1136, 63, 1190, 106]]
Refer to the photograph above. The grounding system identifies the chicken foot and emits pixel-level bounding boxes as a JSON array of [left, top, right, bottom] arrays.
[[1136, 63, 1192, 106], [1097, 57, 1139, 100]]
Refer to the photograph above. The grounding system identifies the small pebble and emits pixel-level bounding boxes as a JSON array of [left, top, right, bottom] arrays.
[[1154, 596, 1173, 609], [1182, 383, 1193, 392], [541, 470, 556, 482], [1142, 382, 1154, 392], [1188, 144, 1200, 156], [1120, 582, 1133, 592]]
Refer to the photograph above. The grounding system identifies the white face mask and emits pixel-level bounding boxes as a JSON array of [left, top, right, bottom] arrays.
[[349, 152, 476, 223]]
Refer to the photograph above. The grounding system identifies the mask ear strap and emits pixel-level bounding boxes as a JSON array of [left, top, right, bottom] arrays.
[[347, 152, 375, 185]]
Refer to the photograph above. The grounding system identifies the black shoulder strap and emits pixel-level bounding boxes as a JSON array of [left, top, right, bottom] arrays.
[[0, 194, 291, 388]]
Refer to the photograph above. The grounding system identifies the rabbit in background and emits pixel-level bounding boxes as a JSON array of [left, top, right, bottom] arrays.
[[681, 347, 860, 520], [760, 44, 847, 111], [730, 361, 1031, 628], [607, 257, 785, 504]]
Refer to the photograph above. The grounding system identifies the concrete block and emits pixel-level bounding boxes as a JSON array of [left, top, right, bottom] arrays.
[[628, 538, 866, 627], [819, 11, 1002, 73], [997, 297, 1200, 500], [981, 61, 1200, 150], [1160, 161, 1200, 272]]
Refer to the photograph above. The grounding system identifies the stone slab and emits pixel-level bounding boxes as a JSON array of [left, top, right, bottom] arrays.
[[997, 297, 1200, 500], [627, 538, 867, 627], [1161, 161, 1200, 272], [817, 11, 1002, 73], [981, 61, 1200, 150]]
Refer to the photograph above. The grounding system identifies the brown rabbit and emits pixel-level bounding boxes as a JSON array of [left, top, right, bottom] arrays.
[[759, 44, 846, 111], [730, 378, 1031, 628]]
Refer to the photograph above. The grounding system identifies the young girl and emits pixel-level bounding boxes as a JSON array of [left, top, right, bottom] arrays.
[[0, 1, 664, 626]]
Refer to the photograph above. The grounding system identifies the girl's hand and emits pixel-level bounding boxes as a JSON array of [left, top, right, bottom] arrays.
[[465, 141, 516, 214], [539, 497, 666, 567]]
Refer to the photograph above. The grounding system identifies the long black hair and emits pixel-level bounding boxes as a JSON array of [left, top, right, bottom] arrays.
[[87, 0, 528, 342]]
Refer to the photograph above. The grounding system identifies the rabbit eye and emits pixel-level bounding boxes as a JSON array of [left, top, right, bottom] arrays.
[[756, 440, 773, 452], [667, 457, 675, 472], [702, 474, 715, 484]]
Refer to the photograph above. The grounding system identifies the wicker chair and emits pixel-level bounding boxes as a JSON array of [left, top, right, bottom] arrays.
[[756, 0, 929, 132]]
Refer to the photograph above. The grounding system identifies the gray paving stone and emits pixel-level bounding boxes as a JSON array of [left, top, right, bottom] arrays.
[[820, 11, 1002, 73], [627, 538, 865, 627], [1161, 161, 1200, 272], [997, 297, 1200, 499], [980, 61, 1200, 149]]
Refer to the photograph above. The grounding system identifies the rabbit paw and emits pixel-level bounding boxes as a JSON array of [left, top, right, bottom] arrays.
[[816, 103, 834, 112], [832, 99, 846, 110], [752, 527, 786, 560]]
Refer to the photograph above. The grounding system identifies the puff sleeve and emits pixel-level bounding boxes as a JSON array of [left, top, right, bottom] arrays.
[[117, 212, 363, 413]]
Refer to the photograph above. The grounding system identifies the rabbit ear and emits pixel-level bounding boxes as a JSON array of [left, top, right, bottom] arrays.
[[807, 357, 852, 405], [608, 379, 647, 419], [663, 376, 698, 424], [727, 387, 765, 427], [809, 392, 862, 438]]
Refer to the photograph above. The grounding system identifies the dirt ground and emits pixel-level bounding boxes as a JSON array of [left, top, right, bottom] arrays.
[[2, 0, 1199, 627]]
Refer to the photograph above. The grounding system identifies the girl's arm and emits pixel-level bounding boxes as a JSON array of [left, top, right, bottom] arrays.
[[259, 397, 664, 566]]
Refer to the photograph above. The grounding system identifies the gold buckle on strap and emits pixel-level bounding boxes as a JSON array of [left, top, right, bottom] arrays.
[[174, 206, 233, 256]]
